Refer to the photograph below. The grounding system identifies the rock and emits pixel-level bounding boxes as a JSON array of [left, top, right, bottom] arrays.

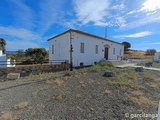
[[135, 67, 143, 72], [103, 71, 114, 77], [145, 62, 152, 67], [0, 75, 6, 82], [7, 73, 20, 80], [65, 71, 76, 76]]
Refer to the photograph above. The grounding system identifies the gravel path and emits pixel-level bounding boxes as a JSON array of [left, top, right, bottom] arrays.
[[0, 68, 160, 120]]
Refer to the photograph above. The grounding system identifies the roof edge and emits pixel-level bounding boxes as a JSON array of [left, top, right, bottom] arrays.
[[48, 29, 123, 45]]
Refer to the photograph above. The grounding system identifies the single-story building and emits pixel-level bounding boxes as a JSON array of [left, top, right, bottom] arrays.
[[48, 29, 124, 67], [0, 50, 15, 68], [154, 52, 160, 63]]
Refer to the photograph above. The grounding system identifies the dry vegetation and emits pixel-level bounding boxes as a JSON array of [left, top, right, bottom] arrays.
[[13, 101, 28, 110], [103, 89, 112, 96], [128, 96, 153, 106], [0, 62, 159, 119], [124, 50, 154, 60], [131, 90, 144, 96], [0, 111, 16, 120]]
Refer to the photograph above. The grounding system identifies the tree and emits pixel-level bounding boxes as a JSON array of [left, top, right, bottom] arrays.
[[0, 38, 6, 54], [145, 49, 156, 56], [25, 48, 34, 56], [17, 49, 25, 57], [25, 48, 47, 64], [122, 41, 131, 51]]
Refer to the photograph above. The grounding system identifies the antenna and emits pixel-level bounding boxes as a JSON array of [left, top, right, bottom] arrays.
[[105, 26, 107, 39]]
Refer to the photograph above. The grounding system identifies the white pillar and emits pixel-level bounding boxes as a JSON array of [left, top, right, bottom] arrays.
[[0, 50, 2, 56]]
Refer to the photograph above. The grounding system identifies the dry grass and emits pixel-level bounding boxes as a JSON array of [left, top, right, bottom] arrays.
[[131, 90, 144, 96], [53, 79, 64, 85], [0, 111, 16, 120], [88, 79, 95, 84], [103, 90, 112, 96], [45, 78, 64, 85], [143, 71, 157, 81], [108, 77, 144, 89], [150, 84, 158, 88], [124, 50, 153, 60], [13, 101, 28, 110], [55, 95, 65, 100], [75, 94, 82, 98], [127, 73, 138, 80], [128, 96, 153, 106], [29, 72, 63, 81]]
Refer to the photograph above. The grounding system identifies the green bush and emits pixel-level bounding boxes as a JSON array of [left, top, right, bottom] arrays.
[[91, 62, 114, 72], [145, 49, 156, 56]]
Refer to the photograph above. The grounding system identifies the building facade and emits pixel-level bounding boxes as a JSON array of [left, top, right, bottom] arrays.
[[0, 50, 15, 68], [48, 29, 124, 67], [154, 52, 160, 63]]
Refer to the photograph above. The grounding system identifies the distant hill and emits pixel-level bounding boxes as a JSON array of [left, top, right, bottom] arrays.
[[124, 50, 154, 60], [6, 51, 17, 55]]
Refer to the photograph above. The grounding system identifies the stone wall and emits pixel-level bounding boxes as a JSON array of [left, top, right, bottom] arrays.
[[0, 64, 69, 77]]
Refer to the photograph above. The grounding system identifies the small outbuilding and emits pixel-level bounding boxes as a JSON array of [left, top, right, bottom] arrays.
[[48, 29, 124, 67], [154, 52, 160, 63], [0, 50, 15, 68]]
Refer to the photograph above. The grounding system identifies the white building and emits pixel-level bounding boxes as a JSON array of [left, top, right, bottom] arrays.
[[48, 29, 124, 67], [0, 50, 15, 68], [154, 52, 160, 63]]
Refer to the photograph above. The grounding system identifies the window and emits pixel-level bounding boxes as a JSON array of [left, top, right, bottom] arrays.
[[80, 43, 84, 53], [52, 45, 54, 54], [120, 49, 121, 55], [95, 45, 98, 54], [113, 48, 115, 55]]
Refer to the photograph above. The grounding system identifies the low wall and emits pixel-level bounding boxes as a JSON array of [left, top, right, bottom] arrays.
[[0, 64, 69, 77], [128, 59, 151, 63]]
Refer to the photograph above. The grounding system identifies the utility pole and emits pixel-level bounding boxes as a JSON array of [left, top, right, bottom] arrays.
[[105, 26, 107, 39], [70, 30, 73, 71]]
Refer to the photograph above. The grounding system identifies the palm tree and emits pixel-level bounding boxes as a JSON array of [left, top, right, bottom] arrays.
[[0, 38, 6, 54]]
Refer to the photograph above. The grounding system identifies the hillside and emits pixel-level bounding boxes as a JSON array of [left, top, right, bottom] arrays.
[[124, 50, 154, 60]]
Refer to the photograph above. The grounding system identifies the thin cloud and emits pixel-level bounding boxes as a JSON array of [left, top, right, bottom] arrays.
[[8, 0, 35, 29], [6, 41, 40, 51], [114, 31, 152, 39], [121, 11, 160, 30], [150, 42, 160, 45], [38, 0, 67, 34], [73, 0, 110, 25], [0, 26, 40, 40], [111, 4, 125, 10]]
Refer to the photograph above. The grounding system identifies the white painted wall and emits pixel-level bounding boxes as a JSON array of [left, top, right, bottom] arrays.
[[71, 32, 124, 66], [49, 32, 70, 64], [154, 53, 160, 62], [0, 50, 15, 68], [49, 31, 124, 66]]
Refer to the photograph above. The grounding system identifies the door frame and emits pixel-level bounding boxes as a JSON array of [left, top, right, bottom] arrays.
[[104, 44, 110, 60]]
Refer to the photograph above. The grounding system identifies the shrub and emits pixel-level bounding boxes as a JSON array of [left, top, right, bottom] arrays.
[[145, 49, 156, 56], [143, 71, 156, 81], [91, 62, 114, 72]]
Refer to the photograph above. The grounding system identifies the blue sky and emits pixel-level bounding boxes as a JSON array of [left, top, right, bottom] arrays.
[[0, 0, 160, 51]]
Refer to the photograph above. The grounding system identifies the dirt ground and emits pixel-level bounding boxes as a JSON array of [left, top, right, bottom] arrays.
[[0, 67, 160, 120]]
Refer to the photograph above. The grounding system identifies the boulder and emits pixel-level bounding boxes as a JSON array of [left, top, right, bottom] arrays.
[[65, 71, 76, 76], [135, 67, 143, 72], [7, 73, 20, 80], [103, 71, 114, 77]]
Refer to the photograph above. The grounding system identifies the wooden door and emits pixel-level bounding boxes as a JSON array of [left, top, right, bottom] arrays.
[[104, 47, 109, 60]]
